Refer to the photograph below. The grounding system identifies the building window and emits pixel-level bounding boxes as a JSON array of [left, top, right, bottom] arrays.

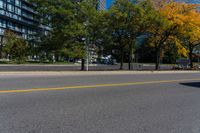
[[15, 0, 21, 7], [7, 0, 15, 4], [0, 1, 3, 9], [0, 28, 4, 35], [7, 4, 14, 12], [0, 19, 6, 28], [15, 7, 21, 15]]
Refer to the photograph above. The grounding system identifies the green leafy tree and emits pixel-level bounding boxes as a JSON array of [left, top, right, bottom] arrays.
[[125, 1, 146, 70], [71, 0, 111, 70], [144, 0, 177, 70], [30, 0, 75, 61], [107, 0, 146, 70], [31, 0, 107, 70], [107, 0, 133, 69], [2, 30, 28, 64]]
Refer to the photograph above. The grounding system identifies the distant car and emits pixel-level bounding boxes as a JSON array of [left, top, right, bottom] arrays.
[[112, 59, 118, 65], [103, 59, 117, 65], [76, 60, 82, 64]]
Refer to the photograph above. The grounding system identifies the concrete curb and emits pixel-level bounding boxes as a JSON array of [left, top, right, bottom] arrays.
[[0, 71, 199, 76]]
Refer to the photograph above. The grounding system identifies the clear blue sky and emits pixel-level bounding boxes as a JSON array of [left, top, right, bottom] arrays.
[[106, 0, 200, 9], [106, 0, 114, 9]]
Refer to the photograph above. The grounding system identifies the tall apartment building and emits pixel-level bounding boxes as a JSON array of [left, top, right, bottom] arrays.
[[0, 0, 42, 42], [98, 0, 107, 10]]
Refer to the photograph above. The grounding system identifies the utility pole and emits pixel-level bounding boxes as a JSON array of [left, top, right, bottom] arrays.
[[86, 41, 89, 71], [130, 43, 134, 70], [83, 19, 89, 71]]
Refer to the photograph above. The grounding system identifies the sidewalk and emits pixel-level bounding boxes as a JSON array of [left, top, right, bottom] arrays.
[[0, 64, 174, 71], [0, 70, 200, 76]]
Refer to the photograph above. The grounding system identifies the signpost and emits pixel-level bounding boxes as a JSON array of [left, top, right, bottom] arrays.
[[176, 58, 190, 69]]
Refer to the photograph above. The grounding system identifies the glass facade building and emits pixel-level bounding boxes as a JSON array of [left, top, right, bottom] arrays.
[[98, 0, 107, 10], [0, 0, 41, 41], [97, 0, 114, 10]]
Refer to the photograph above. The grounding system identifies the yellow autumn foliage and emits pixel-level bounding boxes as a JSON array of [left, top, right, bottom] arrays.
[[160, 2, 200, 26], [158, 1, 200, 57], [174, 37, 188, 57]]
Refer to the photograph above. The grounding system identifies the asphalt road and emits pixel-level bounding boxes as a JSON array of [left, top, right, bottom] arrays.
[[0, 73, 200, 133]]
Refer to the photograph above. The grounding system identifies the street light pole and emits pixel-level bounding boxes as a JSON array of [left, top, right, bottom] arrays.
[[86, 42, 89, 71], [83, 19, 90, 71]]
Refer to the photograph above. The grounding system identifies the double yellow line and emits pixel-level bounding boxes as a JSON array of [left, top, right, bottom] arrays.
[[0, 78, 200, 94]]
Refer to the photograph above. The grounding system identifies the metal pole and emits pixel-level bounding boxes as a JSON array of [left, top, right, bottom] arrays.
[[86, 40, 89, 71], [84, 20, 89, 71]]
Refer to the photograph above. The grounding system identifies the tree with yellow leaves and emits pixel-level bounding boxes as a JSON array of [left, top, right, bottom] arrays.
[[147, 0, 200, 69], [146, 0, 177, 70], [175, 5, 200, 68]]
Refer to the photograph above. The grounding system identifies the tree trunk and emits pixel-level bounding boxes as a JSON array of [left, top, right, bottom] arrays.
[[155, 47, 160, 70], [0, 45, 2, 59], [0, 37, 3, 59], [55, 53, 59, 62], [120, 48, 124, 70], [129, 44, 134, 70], [81, 58, 85, 71], [189, 45, 193, 69], [128, 45, 131, 70]]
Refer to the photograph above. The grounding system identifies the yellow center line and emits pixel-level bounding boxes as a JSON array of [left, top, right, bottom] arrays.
[[0, 78, 200, 94]]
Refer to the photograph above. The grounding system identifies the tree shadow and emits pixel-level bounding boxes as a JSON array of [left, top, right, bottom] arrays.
[[180, 82, 200, 88]]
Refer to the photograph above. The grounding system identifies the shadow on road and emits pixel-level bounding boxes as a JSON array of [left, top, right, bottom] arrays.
[[180, 82, 200, 88]]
